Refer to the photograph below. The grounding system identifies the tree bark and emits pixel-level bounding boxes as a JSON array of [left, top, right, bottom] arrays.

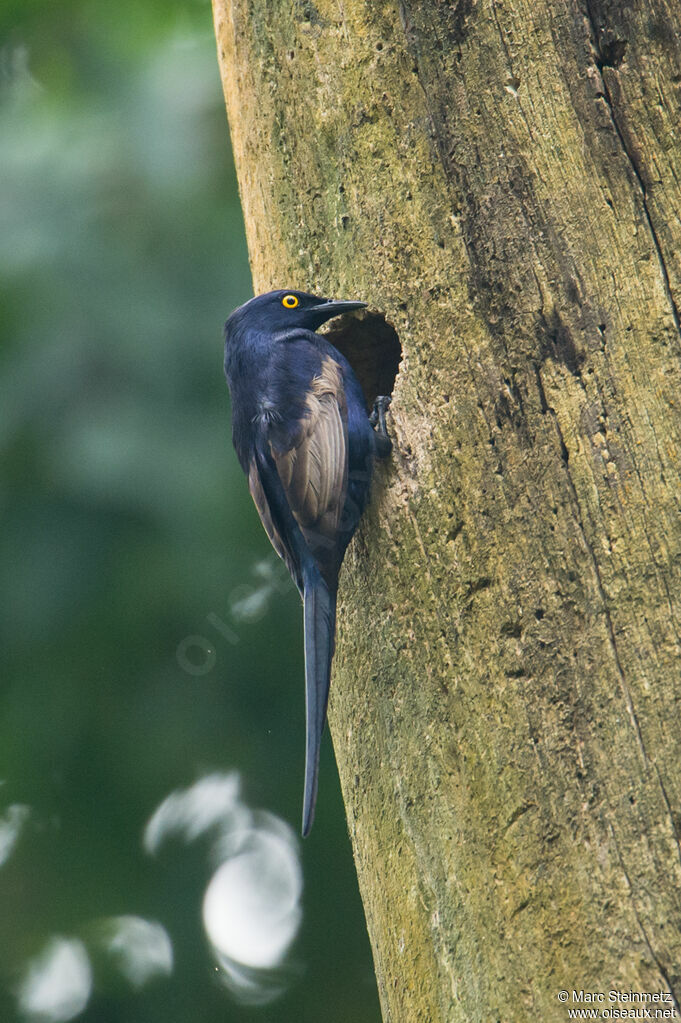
[[212, 1, 681, 1019]]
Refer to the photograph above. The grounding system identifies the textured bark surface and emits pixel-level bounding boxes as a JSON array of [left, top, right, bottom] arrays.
[[212, 1, 681, 1019]]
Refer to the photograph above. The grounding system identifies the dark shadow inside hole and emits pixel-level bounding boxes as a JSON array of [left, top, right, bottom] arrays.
[[322, 310, 402, 410]]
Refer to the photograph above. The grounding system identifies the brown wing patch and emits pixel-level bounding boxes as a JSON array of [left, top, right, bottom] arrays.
[[272, 356, 347, 546]]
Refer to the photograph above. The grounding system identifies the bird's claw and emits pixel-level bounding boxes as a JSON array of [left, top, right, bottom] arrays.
[[370, 395, 392, 457], [370, 394, 391, 427]]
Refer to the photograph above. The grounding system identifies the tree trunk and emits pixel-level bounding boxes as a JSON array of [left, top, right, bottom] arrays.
[[212, 1, 681, 1019]]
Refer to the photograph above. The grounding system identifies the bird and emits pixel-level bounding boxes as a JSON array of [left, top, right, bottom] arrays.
[[223, 289, 391, 836]]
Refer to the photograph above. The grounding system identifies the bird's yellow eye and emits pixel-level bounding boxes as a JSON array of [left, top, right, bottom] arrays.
[[282, 294, 299, 309]]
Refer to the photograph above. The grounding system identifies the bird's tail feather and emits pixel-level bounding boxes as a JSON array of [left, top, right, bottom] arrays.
[[302, 577, 336, 837]]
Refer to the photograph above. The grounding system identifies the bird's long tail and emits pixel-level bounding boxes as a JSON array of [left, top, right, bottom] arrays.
[[302, 576, 336, 837]]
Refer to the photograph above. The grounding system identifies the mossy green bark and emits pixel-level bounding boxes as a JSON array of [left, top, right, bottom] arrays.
[[212, 1, 681, 1019]]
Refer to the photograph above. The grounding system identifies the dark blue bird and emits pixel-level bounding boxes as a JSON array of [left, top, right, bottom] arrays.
[[223, 289, 391, 836]]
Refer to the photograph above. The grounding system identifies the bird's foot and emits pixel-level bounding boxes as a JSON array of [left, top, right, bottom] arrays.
[[370, 395, 392, 458]]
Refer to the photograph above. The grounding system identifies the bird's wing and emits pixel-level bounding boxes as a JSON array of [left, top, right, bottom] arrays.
[[248, 461, 290, 565], [247, 354, 348, 589], [271, 355, 348, 551]]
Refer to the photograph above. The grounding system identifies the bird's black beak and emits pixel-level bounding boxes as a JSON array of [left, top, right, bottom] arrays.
[[309, 299, 367, 319]]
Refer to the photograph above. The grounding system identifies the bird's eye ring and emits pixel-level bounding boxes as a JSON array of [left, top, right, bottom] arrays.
[[282, 294, 299, 308]]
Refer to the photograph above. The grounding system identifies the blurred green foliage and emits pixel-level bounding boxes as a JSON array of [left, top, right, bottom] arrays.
[[0, 2, 380, 1020]]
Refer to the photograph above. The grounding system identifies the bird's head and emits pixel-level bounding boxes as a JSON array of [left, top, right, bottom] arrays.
[[225, 289, 367, 336]]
